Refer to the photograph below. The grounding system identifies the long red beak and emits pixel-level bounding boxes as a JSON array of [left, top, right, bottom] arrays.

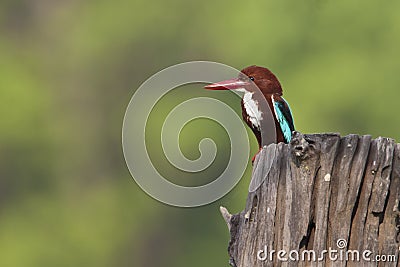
[[204, 78, 249, 90]]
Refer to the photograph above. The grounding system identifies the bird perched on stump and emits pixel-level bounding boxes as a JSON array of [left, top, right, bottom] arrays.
[[205, 65, 295, 162]]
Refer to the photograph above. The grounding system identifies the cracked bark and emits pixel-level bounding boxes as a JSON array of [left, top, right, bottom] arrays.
[[221, 132, 400, 267]]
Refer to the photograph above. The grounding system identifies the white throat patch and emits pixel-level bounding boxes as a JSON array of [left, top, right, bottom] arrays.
[[234, 88, 263, 129]]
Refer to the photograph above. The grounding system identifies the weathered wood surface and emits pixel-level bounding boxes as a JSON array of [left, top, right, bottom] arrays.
[[221, 132, 400, 267]]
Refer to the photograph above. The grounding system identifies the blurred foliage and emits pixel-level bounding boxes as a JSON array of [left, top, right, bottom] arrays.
[[0, 0, 399, 266]]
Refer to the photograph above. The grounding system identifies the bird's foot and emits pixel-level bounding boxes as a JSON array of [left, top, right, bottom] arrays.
[[251, 147, 262, 165]]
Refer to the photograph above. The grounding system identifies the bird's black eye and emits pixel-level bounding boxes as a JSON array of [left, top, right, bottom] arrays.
[[249, 76, 255, 81]]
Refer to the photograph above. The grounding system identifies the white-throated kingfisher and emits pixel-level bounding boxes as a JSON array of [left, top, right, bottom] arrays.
[[205, 65, 295, 162]]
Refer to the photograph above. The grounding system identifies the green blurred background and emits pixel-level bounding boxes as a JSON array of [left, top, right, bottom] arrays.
[[1, 0, 399, 266]]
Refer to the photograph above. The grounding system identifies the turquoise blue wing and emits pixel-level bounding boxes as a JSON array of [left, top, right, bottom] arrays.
[[273, 96, 295, 143]]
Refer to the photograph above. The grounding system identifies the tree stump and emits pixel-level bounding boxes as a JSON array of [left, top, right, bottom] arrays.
[[220, 132, 400, 266]]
